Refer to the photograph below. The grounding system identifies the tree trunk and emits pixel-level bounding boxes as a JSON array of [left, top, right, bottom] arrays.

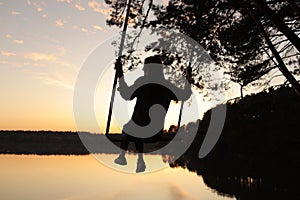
[[250, 9, 300, 97], [252, 0, 300, 53], [240, 84, 244, 99]]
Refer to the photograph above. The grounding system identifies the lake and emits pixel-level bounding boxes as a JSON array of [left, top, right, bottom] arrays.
[[0, 154, 233, 200]]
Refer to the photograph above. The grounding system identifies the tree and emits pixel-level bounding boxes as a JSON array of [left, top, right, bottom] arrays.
[[252, 0, 300, 52], [105, 0, 153, 28], [104, 0, 300, 98], [148, 0, 300, 97], [249, 8, 300, 96]]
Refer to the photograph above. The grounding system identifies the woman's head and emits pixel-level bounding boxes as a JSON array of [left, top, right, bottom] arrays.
[[143, 55, 164, 77]]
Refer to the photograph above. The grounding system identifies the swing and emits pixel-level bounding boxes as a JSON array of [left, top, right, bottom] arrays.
[[105, 0, 191, 143]]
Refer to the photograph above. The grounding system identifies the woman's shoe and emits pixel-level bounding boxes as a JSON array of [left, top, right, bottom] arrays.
[[136, 160, 146, 173], [114, 156, 127, 165]]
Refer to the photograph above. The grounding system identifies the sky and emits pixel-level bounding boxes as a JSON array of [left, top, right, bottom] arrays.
[[0, 0, 123, 132], [0, 0, 235, 133]]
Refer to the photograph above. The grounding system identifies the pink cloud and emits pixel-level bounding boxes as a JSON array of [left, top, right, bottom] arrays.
[[1, 51, 16, 57], [11, 11, 21, 15], [55, 19, 65, 28], [56, 0, 72, 3], [13, 40, 24, 44], [75, 4, 85, 11], [92, 25, 103, 31], [88, 0, 111, 15], [24, 52, 57, 62]]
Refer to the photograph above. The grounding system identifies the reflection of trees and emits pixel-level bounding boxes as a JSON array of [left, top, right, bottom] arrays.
[[167, 85, 300, 199], [201, 173, 297, 200]]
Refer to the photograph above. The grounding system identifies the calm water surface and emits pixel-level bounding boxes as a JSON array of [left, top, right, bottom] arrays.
[[0, 154, 233, 200]]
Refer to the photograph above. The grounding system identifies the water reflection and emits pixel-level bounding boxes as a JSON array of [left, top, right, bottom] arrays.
[[1, 151, 298, 200], [168, 152, 299, 199], [0, 154, 233, 200]]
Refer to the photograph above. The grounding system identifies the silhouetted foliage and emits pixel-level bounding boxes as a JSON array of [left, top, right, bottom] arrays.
[[167, 85, 300, 199], [105, 0, 300, 97]]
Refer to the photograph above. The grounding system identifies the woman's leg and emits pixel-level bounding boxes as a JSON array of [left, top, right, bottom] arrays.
[[114, 132, 129, 165], [134, 142, 144, 154], [120, 140, 129, 157]]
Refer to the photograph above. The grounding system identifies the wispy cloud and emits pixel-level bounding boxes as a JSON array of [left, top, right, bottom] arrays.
[[0, 60, 8, 64], [13, 40, 24, 44], [56, 0, 72, 3], [5, 34, 12, 38], [55, 19, 66, 28], [36, 72, 74, 90], [88, 0, 100, 9], [30, 1, 46, 13], [4, 34, 25, 45], [75, 3, 85, 11], [88, 0, 111, 15], [1, 51, 16, 57], [72, 25, 94, 34], [73, 24, 103, 34], [92, 25, 103, 31], [11, 11, 21, 15], [23, 51, 77, 69], [24, 52, 57, 61], [22, 50, 77, 89], [79, 27, 97, 34], [81, 28, 89, 33]]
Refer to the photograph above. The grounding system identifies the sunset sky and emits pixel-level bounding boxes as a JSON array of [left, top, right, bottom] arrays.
[[0, 0, 121, 132], [0, 0, 236, 133]]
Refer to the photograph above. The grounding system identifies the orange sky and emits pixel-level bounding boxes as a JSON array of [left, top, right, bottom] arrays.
[[0, 0, 119, 132]]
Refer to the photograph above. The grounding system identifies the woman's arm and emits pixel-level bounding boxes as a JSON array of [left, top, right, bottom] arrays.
[[117, 77, 131, 100], [118, 77, 143, 100]]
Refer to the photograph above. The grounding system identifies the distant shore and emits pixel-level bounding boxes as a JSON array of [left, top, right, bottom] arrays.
[[0, 130, 176, 155]]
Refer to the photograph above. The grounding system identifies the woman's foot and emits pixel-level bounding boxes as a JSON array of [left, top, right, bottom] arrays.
[[136, 159, 146, 173], [114, 155, 127, 165]]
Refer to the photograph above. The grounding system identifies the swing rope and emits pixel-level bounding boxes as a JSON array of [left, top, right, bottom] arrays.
[[105, 0, 132, 135]]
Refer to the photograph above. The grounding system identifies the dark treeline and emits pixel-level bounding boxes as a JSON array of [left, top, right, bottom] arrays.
[[187, 85, 300, 171], [0, 130, 176, 155], [0, 130, 89, 155], [168, 85, 300, 199]]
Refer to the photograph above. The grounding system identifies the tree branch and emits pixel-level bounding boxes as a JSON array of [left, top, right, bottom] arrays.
[[130, 0, 153, 51], [208, 9, 237, 48]]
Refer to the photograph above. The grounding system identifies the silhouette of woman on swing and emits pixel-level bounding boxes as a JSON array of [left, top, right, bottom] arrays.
[[114, 55, 192, 173]]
